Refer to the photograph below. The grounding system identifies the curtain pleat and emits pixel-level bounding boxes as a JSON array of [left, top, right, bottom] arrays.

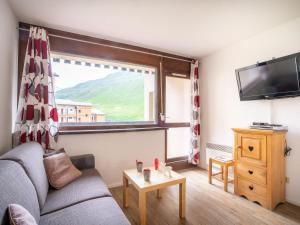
[[14, 26, 59, 150], [190, 60, 200, 164]]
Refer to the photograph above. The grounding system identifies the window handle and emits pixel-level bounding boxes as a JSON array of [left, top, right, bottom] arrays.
[[160, 113, 165, 121]]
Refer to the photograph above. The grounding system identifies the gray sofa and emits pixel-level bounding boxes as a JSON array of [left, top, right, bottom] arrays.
[[0, 142, 130, 225]]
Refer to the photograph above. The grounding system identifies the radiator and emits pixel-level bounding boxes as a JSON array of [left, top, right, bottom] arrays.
[[205, 143, 234, 177]]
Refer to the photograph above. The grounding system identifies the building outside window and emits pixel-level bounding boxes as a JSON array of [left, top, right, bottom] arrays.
[[56, 99, 105, 123]]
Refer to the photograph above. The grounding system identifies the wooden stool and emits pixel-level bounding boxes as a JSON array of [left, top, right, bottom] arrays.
[[208, 157, 234, 192]]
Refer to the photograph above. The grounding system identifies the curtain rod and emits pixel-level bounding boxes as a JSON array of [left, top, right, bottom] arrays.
[[18, 27, 192, 63]]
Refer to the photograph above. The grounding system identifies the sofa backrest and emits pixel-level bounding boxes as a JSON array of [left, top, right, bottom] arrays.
[[0, 142, 49, 209], [0, 160, 40, 225]]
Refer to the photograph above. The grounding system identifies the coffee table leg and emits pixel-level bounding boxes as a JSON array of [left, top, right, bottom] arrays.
[[156, 189, 161, 199], [139, 191, 146, 225], [179, 180, 186, 219], [123, 175, 129, 208]]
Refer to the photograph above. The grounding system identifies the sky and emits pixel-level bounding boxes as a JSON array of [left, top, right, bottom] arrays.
[[52, 60, 115, 90]]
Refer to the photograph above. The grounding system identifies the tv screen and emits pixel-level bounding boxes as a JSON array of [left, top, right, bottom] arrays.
[[236, 56, 300, 100]]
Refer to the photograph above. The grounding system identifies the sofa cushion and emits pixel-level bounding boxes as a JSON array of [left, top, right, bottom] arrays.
[[70, 154, 95, 170], [0, 142, 48, 209], [39, 197, 130, 225], [41, 169, 111, 215], [0, 160, 40, 225]]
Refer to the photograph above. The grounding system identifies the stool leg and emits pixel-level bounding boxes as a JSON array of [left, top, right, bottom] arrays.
[[208, 158, 212, 184], [221, 165, 224, 180], [224, 165, 228, 192]]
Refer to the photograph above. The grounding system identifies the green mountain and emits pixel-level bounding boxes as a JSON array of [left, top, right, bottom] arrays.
[[56, 71, 144, 121]]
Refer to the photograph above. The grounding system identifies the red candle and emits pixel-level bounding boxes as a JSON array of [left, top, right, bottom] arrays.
[[155, 158, 159, 170]]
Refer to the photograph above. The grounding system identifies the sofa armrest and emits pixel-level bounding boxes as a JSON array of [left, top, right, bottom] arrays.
[[70, 154, 95, 170]]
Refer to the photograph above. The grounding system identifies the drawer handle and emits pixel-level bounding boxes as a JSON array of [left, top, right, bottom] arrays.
[[248, 170, 253, 175], [248, 146, 254, 151], [249, 185, 254, 191]]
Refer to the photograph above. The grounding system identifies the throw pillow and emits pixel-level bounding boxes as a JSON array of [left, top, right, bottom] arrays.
[[8, 204, 37, 225], [43, 148, 66, 158], [44, 152, 82, 189]]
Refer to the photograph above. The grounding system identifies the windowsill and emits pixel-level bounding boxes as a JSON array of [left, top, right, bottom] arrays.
[[59, 126, 168, 135]]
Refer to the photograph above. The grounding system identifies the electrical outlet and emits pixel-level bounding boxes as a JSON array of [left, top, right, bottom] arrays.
[[286, 177, 290, 183]]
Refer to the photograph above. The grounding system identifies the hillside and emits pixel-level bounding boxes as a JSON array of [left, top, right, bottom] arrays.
[[56, 71, 144, 121]]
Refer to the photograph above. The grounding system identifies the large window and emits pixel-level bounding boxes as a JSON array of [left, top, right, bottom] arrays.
[[51, 53, 157, 125]]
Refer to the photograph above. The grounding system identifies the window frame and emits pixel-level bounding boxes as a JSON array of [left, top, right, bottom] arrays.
[[51, 52, 159, 127], [18, 22, 192, 134], [163, 73, 191, 163]]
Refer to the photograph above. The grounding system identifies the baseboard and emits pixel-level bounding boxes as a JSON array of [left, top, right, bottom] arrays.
[[108, 182, 123, 188], [197, 164, 205, 169], [286, 198, 300, 207], [166, 160, 196, 170]]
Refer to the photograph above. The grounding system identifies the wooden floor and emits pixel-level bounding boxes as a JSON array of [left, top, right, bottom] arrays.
[[110, 168, 300, 225]]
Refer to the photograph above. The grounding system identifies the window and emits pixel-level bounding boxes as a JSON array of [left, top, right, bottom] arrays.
[[165, 76, 191, 160], [52, 53, 157, 126], [67, 117, 76, 122], [165, 76, 191, 123], [167, 127, 191, 158]]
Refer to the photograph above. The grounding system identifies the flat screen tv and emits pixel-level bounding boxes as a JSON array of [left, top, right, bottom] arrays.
[[236, 54, 300, 101]]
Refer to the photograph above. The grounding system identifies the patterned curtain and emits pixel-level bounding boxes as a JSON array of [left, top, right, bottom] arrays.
[[190, 60, 200, 164], [14, 27, 59, 151]]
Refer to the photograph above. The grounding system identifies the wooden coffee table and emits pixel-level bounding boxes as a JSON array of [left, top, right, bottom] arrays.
[[123, 167, 186, 225]]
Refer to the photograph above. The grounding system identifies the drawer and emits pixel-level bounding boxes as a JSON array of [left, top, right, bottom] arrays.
[[237, 177, 267, 207], [236, 134, 267, 167], [237, 177, 267, 198], [236, 163, 267, 185]]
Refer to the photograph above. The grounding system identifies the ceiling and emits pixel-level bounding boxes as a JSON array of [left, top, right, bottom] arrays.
[[9, 0, 300, 58]]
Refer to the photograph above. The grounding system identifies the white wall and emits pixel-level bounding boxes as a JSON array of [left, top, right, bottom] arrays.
[[57, 130, 165, 187], [200, 17, 300, 206], [0, 0, 18, 154]]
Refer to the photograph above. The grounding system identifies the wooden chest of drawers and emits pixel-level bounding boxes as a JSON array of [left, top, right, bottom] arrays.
[[232, 128, 287, 210]]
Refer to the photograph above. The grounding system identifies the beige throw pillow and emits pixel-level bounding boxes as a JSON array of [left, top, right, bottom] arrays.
[[44, 152, 82, 189], [43, 148, 66, 158], [8, 204, 37, 225]]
